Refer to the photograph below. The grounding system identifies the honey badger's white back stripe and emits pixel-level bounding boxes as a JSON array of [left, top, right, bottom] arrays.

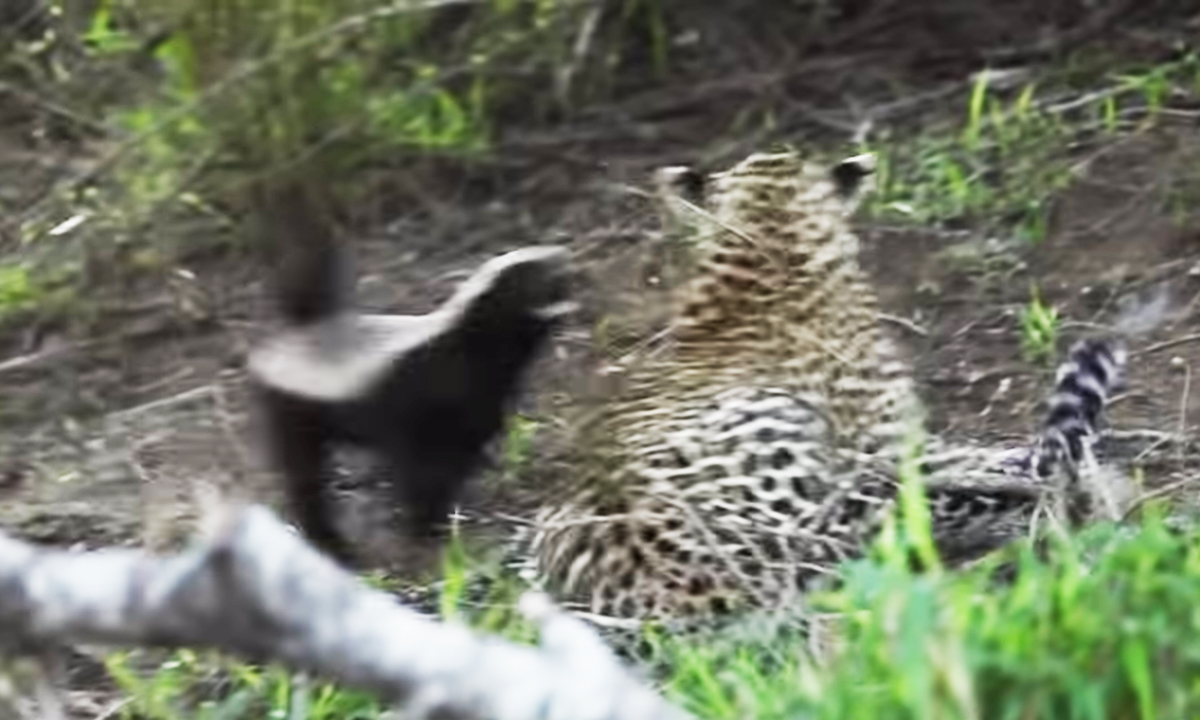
[[249, 247, 575, 400]]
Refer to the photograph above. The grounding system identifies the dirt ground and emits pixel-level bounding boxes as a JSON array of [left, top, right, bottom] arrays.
[[1, 3, 1199, 584]]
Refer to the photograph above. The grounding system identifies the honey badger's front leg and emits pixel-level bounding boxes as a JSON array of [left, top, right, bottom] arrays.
[[253, 384, 352, 562]]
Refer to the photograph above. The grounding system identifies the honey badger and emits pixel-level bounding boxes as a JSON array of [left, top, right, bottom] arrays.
[[247, 180, 574, 562]]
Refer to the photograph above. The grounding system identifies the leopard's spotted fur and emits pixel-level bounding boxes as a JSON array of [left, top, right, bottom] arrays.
[[523, 150, 1127, 622]]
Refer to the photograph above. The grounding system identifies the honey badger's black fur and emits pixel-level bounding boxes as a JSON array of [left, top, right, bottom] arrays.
[[259, 183, 352, 327], [248, 181, 573, 563]]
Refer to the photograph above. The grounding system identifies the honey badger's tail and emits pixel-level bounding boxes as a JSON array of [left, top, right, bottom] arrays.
[[254, 180, 354, 327]]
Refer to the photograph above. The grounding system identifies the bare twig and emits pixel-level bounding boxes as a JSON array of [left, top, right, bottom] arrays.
[[1136, 334, 1200, 357], [105, 385, 215, 424], [555, 2, 604, 105], [0, 82, 109, 135], [0, 338, 101, 376], [878, 313, 928, 337], [1179, 361, 1191, 468], [31, 652, 66, 720], [1121, 475, 1200, 522], [1058, 321, 1119, 334], [211, 380, 255, 479], [0, 313, 202, 379], [93, 698, 131, 720], [0, 504, 691, 720], [1133, 433, 1177, 465], [1106, 428, 1177, 443]]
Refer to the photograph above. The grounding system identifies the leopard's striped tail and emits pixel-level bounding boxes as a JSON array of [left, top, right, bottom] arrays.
[[1030, 338, 1128, 482], [927, 338, 1129, 564]]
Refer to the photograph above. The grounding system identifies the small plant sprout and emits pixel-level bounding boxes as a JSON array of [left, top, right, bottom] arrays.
[[963, 68, 991, 150], [501, 413, 540, 479], [1102, 95, 1120, 134], [439, 530, 469, 623], [1020, 285, 1059, 363]]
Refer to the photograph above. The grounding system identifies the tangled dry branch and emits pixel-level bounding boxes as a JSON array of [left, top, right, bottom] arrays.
[[0, 504, 691, 720]]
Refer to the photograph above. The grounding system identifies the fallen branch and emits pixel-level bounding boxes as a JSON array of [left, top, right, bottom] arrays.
[[1136, 333, 1200, 357], [1121, 474, 1200, 522], [0, 504, 692, 720]]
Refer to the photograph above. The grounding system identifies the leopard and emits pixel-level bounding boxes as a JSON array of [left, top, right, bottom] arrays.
[[519, 149, 1129, 624]]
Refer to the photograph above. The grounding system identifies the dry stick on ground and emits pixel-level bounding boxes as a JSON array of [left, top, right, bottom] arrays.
[[1137, 333, 1200, 357], [0, 504, 692, 720], [1121, 475, 1200, 522]]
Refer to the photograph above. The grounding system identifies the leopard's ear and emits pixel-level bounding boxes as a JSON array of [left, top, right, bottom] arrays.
[[830, 153, 876, 200]]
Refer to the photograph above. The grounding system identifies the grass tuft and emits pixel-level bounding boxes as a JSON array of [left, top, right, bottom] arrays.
[[866, 54, 1200, 243], [1020, 284, 1060, 363], [653, 508, 1200, 720]]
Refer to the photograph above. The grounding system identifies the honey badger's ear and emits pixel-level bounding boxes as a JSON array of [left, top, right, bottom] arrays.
[[830, 153, 876, 200]]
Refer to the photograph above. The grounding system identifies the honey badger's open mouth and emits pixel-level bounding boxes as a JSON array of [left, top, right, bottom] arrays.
[[528, 257, 579, 321], [654, 165, 707, 206], [533, 297, 580, 320], [831, 152, 876, 199]]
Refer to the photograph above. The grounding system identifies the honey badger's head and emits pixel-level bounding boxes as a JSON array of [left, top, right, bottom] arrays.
[[443, 245, 577, 331]]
